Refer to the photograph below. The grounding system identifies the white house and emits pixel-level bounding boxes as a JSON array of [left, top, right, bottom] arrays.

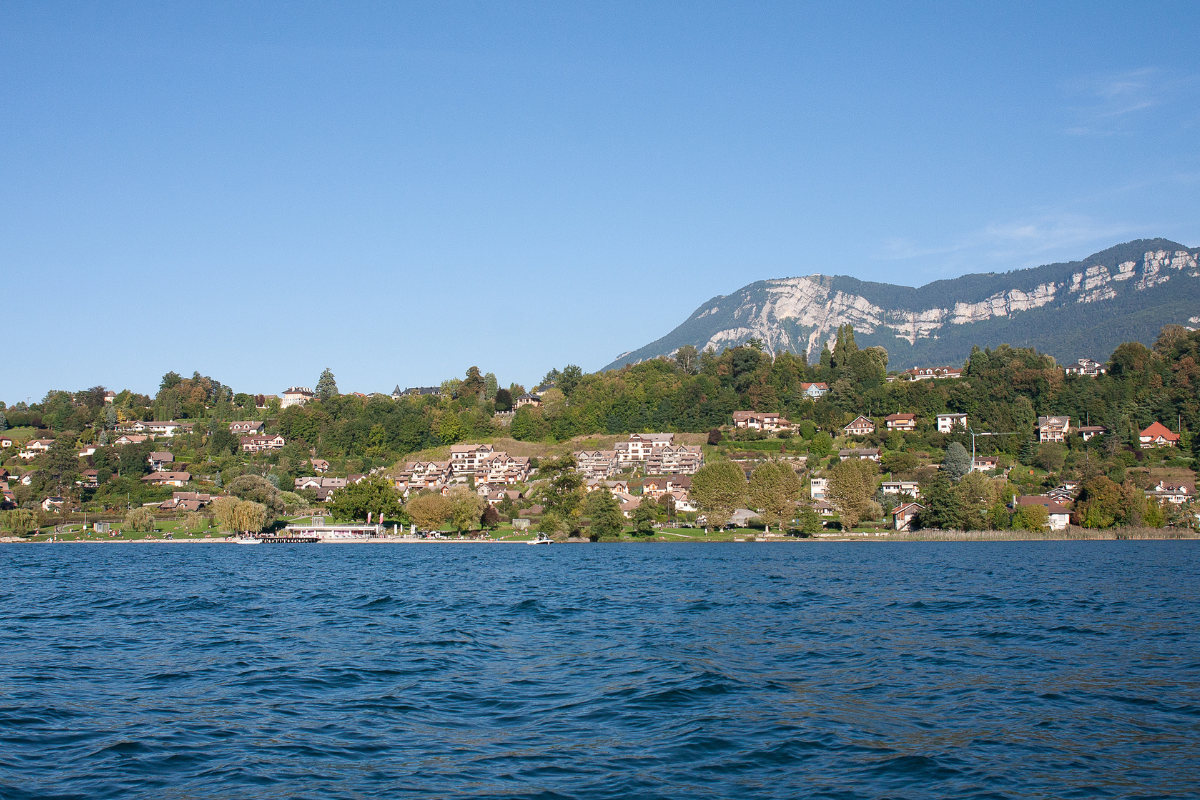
[[936, 413, 967, 434], [809, 477, 827, 501], [1037, 416, 1070, 443], [800, 382, 829, 399], [843, 415, 876, 436], [281, 387, 315, 408], [884, 413, 917, 431]]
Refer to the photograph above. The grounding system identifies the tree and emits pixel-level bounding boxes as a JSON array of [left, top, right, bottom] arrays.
[[481, 504, 501, 530], [675, 345, 699, 374], [748, 461, 802, 531], [1, 509, 39, 537], [226, 475, 285, 515], [494, 388, 513, 412], [691, 461, 747, 529], [915, 473, 964, 530], [45, 435, 80, 489], [558, 365, 583, 396], [447, 486, 485, 533], [797, 503, 822, 536], [406, 492, 452, 531], [328, 475, 403, 523], [208, 428, 239, 457], [1019, 437, 1038, 466], [316, 368, 338, 402], [1036, 443, 1066, 473], [1013, 503, 1049, 532], [707, 427, 723, 445], [533, 455, 585, 532], [0, 411, 6, 431], [826, 458, 877, 529], [125, 507, 156, 532], [583, 488, 625, 540], [941, 441, 972, 482], [460, 366, 485, 398], [809, 432, 834, 458], [159, 371, 182, 393], [1073, 476, 1123, 528], [631, 496, 657, 536], [483, 372, 498, 400]]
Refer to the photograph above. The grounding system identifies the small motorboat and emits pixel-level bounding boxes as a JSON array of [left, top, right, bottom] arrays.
[[526, 533, 553, 545], [235, 536, 262, 545]]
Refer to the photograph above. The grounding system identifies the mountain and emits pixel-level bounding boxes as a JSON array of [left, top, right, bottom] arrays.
[[601, 238, 1200, 372]]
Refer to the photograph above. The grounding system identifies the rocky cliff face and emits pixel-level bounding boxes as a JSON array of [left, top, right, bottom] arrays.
[[603, 240, 1200, 372]]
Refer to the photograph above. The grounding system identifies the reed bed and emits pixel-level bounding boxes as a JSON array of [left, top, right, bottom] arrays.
[[885, 526, 1198, 542]]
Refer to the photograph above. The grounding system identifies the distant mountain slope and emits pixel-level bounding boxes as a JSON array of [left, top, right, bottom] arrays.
[[602, 239, 1200, 372]]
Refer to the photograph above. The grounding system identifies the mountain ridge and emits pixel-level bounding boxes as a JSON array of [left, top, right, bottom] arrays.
[[601, 238, 1200, 372]]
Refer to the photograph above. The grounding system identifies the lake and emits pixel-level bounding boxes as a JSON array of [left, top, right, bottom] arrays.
[[2, 542, 1198, 798]]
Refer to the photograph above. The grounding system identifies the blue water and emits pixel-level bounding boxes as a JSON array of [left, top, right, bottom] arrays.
[[1, 542, 1198, 799]]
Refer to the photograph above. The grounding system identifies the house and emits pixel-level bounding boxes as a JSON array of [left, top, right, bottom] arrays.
[[148, 451, 174, 471], [449, 443, 497, 474], [76, 469, 99, 488], [971, 456, 999, 472], [809, 477, 828, 500], [585, 478, 630, 494], [0, 437, 14, 449], [575, 450, 619, 479], [77, 445, 98, 458], [515, 393, 542, 408], [310, 458, 330, 473], [1064, 358, 1106, 377], [1078, 425, 1107, 441], [732, 411, 792, 432], [1139, 422, 1180, 449], [241, 434, 286, 453], [936, 413, 967, 433], [1046, 486, 1075, 503], [881, 480, 921, 498], [129, 420, 194, 438], [42, 496, 65, 512], [141, 471, 192, 487], [1037, 416, 1071, 443], [902, 366, 963, 381], [1149, 481, 1192, 505], [20, 439, 54, 460], [641, 476, 692, 500], [159, 492, 214, 512], [1015, 495, 1071, 530], [113, 434, 150, 446], [614, 433, 676, 465], [229, 421, 265, 435], [402, 386, 441, 397], [800, 382, 829, 399], [838, 448, 881, 462], [646, 445, 703, 475], [893, 502, 923, 530], [884, 413, 917, 431], [103, 390, 116, 404], [843, 415, 876, 436], [280, 387, 315, 408]]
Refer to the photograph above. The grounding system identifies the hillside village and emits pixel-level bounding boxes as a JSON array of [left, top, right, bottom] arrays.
[[2, 324, 1198, 540]]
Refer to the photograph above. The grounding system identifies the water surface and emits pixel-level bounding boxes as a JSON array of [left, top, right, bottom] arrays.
[[2, 542, 1198, 798]]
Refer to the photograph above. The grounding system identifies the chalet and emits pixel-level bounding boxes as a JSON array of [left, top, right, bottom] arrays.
[[280, 387, 315, 408], [971, 456, 999, 472], [809, 477, 827, 500], [936, 413, 967, 433], [159, 491, 214, 512], [843, 415, 876, 436], [800, 382, 829, 399], [0, 437, 13, 449], [1046, 486, 1075, 503], [483, 489, 524, 506], [1148, 481, 1192, 505], [310, 458, 330, 473], [884, 413, 916, 431], [1078, 425, 1107, 442], [229, 421, 265, 435], [1139, 422, 1180, 449], [241, 434, 286, 453], [732, 411, 791, 432], [1037, 416, 1070, 443], [113, 434, 150, 446], [1015, 495, 1071, 530], [893, 502, 923, 531], [296, 476, 348, 491], [881, 480, 921, 498], [838, 448, 881, 462], [42, 497, 65, 512], [20, 439, 54, 460], [641, 475, 692, 500], [142, 471, 192, 487], [1064, 358, 1106, 377], [585, 478, 630, 494], [904, 367, 963, 381], [148, 451, 174, 471], [515, 393, 542, 408], [76, 469, 99, 488]]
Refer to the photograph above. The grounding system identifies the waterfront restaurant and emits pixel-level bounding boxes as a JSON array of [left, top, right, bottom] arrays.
[[283, 516, 384, 540]]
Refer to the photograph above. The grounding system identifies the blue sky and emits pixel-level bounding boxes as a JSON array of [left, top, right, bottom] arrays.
[[3, 2, 1199, 402]]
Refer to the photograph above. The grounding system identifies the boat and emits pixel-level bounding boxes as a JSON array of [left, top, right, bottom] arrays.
[[235, 536, 262, 545], [526, 533, 553, 545]]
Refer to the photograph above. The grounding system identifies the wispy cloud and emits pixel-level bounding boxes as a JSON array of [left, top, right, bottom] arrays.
[[1061, 67, 1200, 136]]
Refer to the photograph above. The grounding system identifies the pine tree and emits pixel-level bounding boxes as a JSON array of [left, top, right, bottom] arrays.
[[316, 368, 338, 402], [1019, 436, 1037, 466]]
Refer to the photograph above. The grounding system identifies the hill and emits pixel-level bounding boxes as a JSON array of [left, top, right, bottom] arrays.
[[602, 239, 1200, 371]]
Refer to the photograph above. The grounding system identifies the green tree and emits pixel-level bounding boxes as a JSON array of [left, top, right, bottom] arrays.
[[674, 345, 699, 374], [316, 368, 338, 402], [826, 458, 876, 529], [797, 503, 822, 536], [915, 473, 964, 530], [460, 366, 486, 398], [328, 474, 403, 523], [1013, 503, 1049, 532], [125, 507, 156, 532], [45, 434, 80, 489], [483, 372, 498, 400], [1, 509, 39, 537], [494, 388, 513, 411], [583, 489, 625, 540], [226, 474, 285, 515], [208, 428, 239, 457], [0, 411, 7, 431], [533, 455, 585, 532], [691, 461, 747, 529], [809, 432, 834, 458], [447, 486, 485, 533], [558, 365, 584, 396], [748, 460, 802, 532], [631, 496, 657, 536], [942, 441, 972, 482], [1073, 476, 1122, 528]]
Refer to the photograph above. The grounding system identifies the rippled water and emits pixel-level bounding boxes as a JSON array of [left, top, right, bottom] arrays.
[[2, 542, 1198, 799]]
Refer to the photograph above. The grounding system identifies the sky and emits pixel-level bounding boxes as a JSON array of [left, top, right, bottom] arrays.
[[3, 2, 1199, 402]]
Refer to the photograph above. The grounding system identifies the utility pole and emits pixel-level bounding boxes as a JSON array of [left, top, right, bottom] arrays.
[[967, 427, 1020, 469]]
